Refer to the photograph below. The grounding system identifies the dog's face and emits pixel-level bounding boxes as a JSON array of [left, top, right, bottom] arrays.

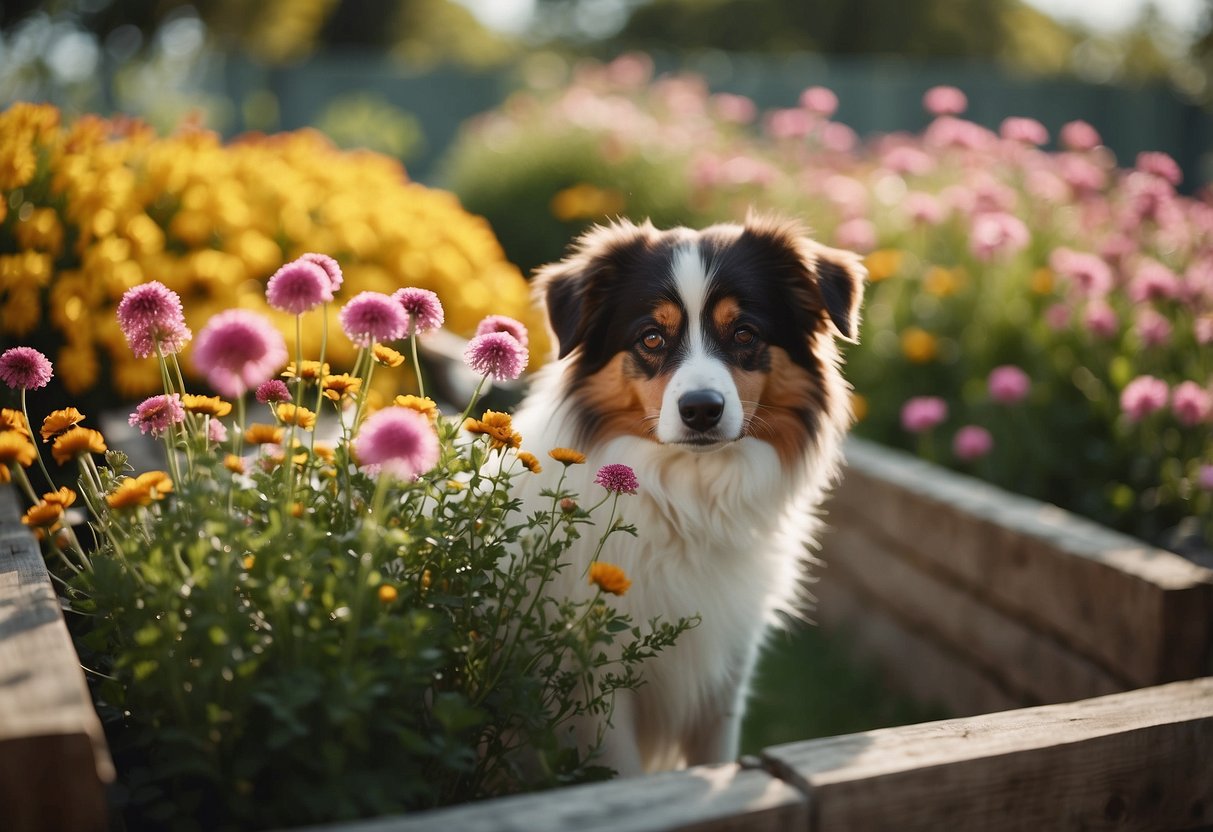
[[535, 217, 865, 463]]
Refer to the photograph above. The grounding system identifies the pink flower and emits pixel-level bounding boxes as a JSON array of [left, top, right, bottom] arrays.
[[353, 406, 439, 480], [0, 346, 52, 390], [952, 425, 993, 461], [923, 85, 967, 116], [393, 287, 445, 335], [765, 108, 815, 140], [340, 291, 408, 347], [988, 365, 1031, 404], [128, 394, 185, 437], [1120, 375, 1169, 422], [1059, 120, 1101, 151], [117, 281, 192, 359], [833, 217, 876, 253], [1198, 464, 1213, 491], [1135, 309, 1172, 348], [821, 122, 858, 153], [799, 85, 838, 117], [1129, 259, 1180, 303], [903, 192, 945, 225], [1057, 154, 1107, 193], [463, 332, 528, 381], [711, 93, 757, 124], [1049, 248, 1113, 296], [1082, 302, 1119, 339], [1196, 316, 1213, 346], [999, 117, 1048, 145], [1171, 381, 1212, 426], [192, 309, 289, 398], [207, 419, 228, 444], [595, 463, 639, 494], [1135, 151, 1181, 186], [475, 315, 529, 349], [266, 259, 332, 314], [882, 146, 935, 176], [255, 379, 292, 404], [900, 396, 948, 433], [1045, 303, 1071, 331], [969, 213, 1030, 262], [299, 252, 344, 292]]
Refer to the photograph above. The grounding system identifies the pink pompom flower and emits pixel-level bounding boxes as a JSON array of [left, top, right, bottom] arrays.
[[595, 463, 639, 495], [1059, 120, 1100, 151], [1171, 381, 1213, 426], [464, 331, 528, 381], [1135, 309, 1172, 348], [393, 287, 445, 335], [340, 291, 408, 347], [192, 309, 289, 398], [475, 315, 529, 349], [128, 393, 186, 438], [923, 85, 967, 116], [353, 406, 440, 481], [1135, 151, 1182, 186], [266, 259, 333, 314], [1082, 302, 1119, 339], [299, 252, 344, 292], [117, 281, 192, 359], [255, 379, 292, 405], [0, 346, 53, 390], [988, 365, 1031, 405], [1049, 248, 1113, 297], [952, 425, 994, 461], [999, 117, 1048, 146], [969, 213, 1030, 262], [799, 86, 838, 117], [1120, 376, 1169, 422], [900, 396, 948, 433]]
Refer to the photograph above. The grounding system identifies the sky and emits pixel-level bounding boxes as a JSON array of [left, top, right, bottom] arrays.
[[456, 0, 1207, 37]]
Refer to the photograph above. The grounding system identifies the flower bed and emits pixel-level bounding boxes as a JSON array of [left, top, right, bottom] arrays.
[[441, 56, 1213, 553]]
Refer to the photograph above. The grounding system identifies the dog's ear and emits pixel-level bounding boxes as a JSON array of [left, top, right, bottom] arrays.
[[806, 243, 866, 343], [532, 257, 592, 359]]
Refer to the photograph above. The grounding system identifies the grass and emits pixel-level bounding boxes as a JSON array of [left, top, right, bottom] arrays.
[[740, 623, 948, 754]]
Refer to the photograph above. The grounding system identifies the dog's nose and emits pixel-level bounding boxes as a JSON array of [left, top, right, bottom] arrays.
[[678, 390, 725, 432]]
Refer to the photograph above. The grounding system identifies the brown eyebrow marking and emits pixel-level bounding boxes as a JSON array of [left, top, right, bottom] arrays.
[[711, 296, 742, 334], [653, 300, 683, 334]]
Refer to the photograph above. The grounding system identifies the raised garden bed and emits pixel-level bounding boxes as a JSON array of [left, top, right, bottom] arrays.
[[2, 438, 1210, 831]]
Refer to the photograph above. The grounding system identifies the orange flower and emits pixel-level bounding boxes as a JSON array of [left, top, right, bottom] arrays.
[[549, 447, 586, 466], [0, 431, 37, 474], [224, 454, 246, 474], [517, 451, 542, 473], [136, 470, 173, 498], [181, 394, 232, 418], [22, 501, 64, 529], [463, 410, 521, 451], [863, 249, 904, 282], [51, 426, 106, 465], [322, 374, 362, 402], [42, 486, 77, 508], [276, 403, 317, 429], [106, 479, 153, 510], [282, 360, 329, 382], [40, 407, 84, 441], [589, 562, 631, 596], [0, 408, 31, 437], [245, 423, 284, 445], [378, 584, 398, 603], [395, 395, 438, 420], [373, 344, 404, 367], [900, 327, 939, 364]]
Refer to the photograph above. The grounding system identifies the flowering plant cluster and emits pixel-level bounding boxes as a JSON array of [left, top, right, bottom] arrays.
[[444, 55, 1213, 552], [0, 260, 689, 830], [0, 102, 546, 408]]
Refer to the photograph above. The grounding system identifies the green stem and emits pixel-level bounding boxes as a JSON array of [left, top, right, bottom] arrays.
[[409, 325, 425, 399], [20, 389, 54, 489]]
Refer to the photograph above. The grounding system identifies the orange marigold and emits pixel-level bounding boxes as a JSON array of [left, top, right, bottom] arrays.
[[373, 344, 405, 367], [282, 360, 329, 382], [22, 501, 64, 529], [276, 403, 317, 429], [517, 451, 542, 473], [40, 407, 84, 441], [0, 408, 31, 437], [245, 423, 284, 445], [549, 447, 586, 465], [322, 374, 362, 402], [588, 562, 631, 596], [395, 395, 438, 420], [0, 431, 37, 472], [463, 410, 521, 451], [41, 486, 77, 508], [51, 426, 106, 465], [181, 394, 232, 418]]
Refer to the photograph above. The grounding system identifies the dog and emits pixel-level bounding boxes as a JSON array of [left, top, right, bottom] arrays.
[[509, 214, 866, 776]]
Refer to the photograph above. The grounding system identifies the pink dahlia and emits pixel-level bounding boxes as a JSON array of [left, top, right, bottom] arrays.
[[1120, 376, 1169, 422], [0, 346, 52, 390], [1171, 381, 1213, 426], [266, 259, 333, 314], [255, 379, 292, 404], [464, 332, 528, 381], [340, 291, 408, 347], [900, 396, 948, 433], [923, 85, 967, 116], [393, 287, 445, 335], [192, 309, 289, 398], [952, 425, 994, 461], [474, 315, 529, 349], [128, 394, 185, 438], [353, 406, 439, 481], [595, 463, 639, 495], [299, 252, 344, 292], [116, 281, 192, 359], [988, 365, 1031, 405]]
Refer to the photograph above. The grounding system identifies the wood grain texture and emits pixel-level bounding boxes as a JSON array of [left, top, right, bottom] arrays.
[[763, 677, 1213, 832], [831, 438, 1213, 687], [0, 486, 113, 832], [284, 763, 808, 832]]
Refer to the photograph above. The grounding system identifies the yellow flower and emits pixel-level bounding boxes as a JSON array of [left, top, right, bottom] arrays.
[[322, 374, 362, 402], [242, 554, 255, 570], [0, 408, 32, 438], [589, 562, 631, 596], [245, 423, 285, 445], [922, 266, 963, 297], [549, 447, 587, 466], [851, 393, 869, 423], [282, 360, 330, 382], [864, 249, 904, 282], [1030, 267, 1054, 295], [182, 394, 232, 418], [517, 451, 542, 473], [106, 479, 153, 510], [51, 427, 107, 465], [224, 454, 246, 474], [42, 486, 77, 508], [395, 394, 438, 420], [136, 470, 173, 498], [378, 584, 399, 604], [373, 344, 405, 367], [41, 407, 85, 442], [463, 410, 521, 451], [276, 403, 317, 430], [900, 327, 939, 364], [22, 501, 64, 529]]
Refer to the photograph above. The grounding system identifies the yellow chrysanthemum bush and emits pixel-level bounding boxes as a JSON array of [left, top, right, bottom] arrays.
[[0, 102, 547, 408], [0, 260, 690, 830]]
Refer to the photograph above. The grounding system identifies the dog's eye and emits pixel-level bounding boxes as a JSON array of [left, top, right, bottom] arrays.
[[640, 330, 666, 352], [734, 327, 757, 346]]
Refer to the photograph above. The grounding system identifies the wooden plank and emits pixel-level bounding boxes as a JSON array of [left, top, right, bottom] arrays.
[[284, 763, 808, 832], [833, 437, 1213, 687], [820, 515, 1126, 705], [763, 677, 1213, 832], [813, 565, 1020, 718], [0, 486, 113, 832]]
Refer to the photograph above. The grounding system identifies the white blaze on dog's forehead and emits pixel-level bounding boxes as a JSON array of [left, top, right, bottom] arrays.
[[669, 242, 714, 350]]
